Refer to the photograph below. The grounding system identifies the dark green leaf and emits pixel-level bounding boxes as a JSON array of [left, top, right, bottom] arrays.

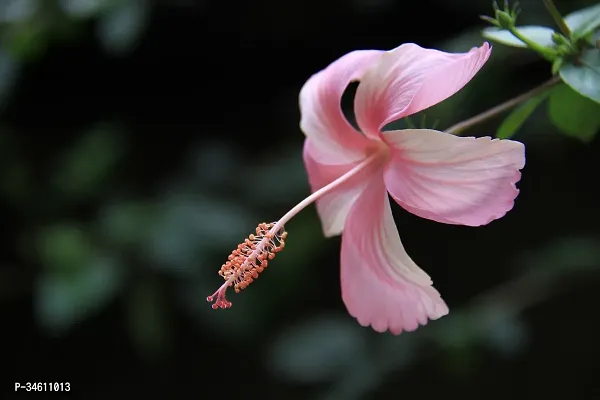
[[560, 49, 600, 104], [496, 91, 550, 139], [0, 0, 36, 23], [267, 315, 366, 384], [0, 50, 19, 110], [37, 224, 94, 274], [593, 30, 600, 45], [99, 200, 160, 247], [96, 0, 149, 55], [59, 0, 110, 18], [35, 256, 124, 333], [564, 2, 600, 41], [547, 83, 600, 142], [520, 236, 600, 277], [148, 195, 254, 270], [53, 124, 125, 199], [433, 311, 480, 350], [5, 22, 48, 61], [482, 26, 556, 48], [480, 306, 529, 357]]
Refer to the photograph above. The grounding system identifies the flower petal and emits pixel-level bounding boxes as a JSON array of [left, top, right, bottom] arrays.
[[340, 175, 448, 334], [383, 129, 525, 226], [300, 49, 383, 164], [354, 43, 491, 137], [303, 140, 382, 237]]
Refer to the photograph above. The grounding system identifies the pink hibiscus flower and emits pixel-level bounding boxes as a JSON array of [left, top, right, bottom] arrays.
[[208, 42, 525, 335], [300, 42, 525, 334]]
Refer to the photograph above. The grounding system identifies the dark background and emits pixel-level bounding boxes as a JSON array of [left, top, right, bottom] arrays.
[[2, 0, 600, 399]]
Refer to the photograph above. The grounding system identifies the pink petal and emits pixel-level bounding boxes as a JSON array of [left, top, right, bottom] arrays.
[[303, 140, 383, 237], [300, 49, 384, 164], [340, 175, 448, 334], [383, 129, 525, 226], [354, 43, 491, 138]]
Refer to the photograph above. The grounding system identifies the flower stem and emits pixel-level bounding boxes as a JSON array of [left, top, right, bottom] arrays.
[[271, 151, 381, 233], [543, 0, 571, 38], [445, 75, 561, 136], [214, 151, 382, 298]]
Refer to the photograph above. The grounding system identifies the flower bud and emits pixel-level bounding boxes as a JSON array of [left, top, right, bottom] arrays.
[[551, 32, 569, 46], [495, 9, 515, 29]]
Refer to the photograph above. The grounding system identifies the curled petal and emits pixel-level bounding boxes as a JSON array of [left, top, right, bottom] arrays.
[[299, 50, 383, 164], [383, 129, 525, 226], [354, 43, 491, 137], [303, 140, 382, 237], [340, 176, 448, 334]]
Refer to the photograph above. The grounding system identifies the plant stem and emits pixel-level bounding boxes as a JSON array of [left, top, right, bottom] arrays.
[[508, 26, 558, 61], [543, 0, 571, 37], [208, 151, 384, 308], [272, 151, 381, 232], [445, 75, 561, 135]]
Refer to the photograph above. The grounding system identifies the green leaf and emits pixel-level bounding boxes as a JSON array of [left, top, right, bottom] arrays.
[[479, 306, 529, 357], [434, 311, 480, 350], [0, 50, 19, 111], [59, 0, 111, 18], [547, 83, 600, 142], [35, 256, 124, 333], [99, 200, 160, 247], [520, 236, 600, 277], [53, 124, 125, 199], [482, 26, 556, 48], [559, 49, 600, 104], [5, 22, 48, 61], [37, 224, 94, 274], [564, 2, 600, 41], [148, 195, 254, 271], [496, 91, 550, 139], [96, 0, 149, 55], [0, 0, 36, 23], [267, 315, 367, 384]]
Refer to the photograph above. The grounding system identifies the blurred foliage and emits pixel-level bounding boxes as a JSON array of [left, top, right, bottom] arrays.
[[548, 83, 600, 141], [0, 0, 149, 60], [497, 90, 550, 138], [482, 0, 600, 141]]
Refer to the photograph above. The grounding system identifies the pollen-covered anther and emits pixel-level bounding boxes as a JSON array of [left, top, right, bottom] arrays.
[[207, 222, 287, 309]]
